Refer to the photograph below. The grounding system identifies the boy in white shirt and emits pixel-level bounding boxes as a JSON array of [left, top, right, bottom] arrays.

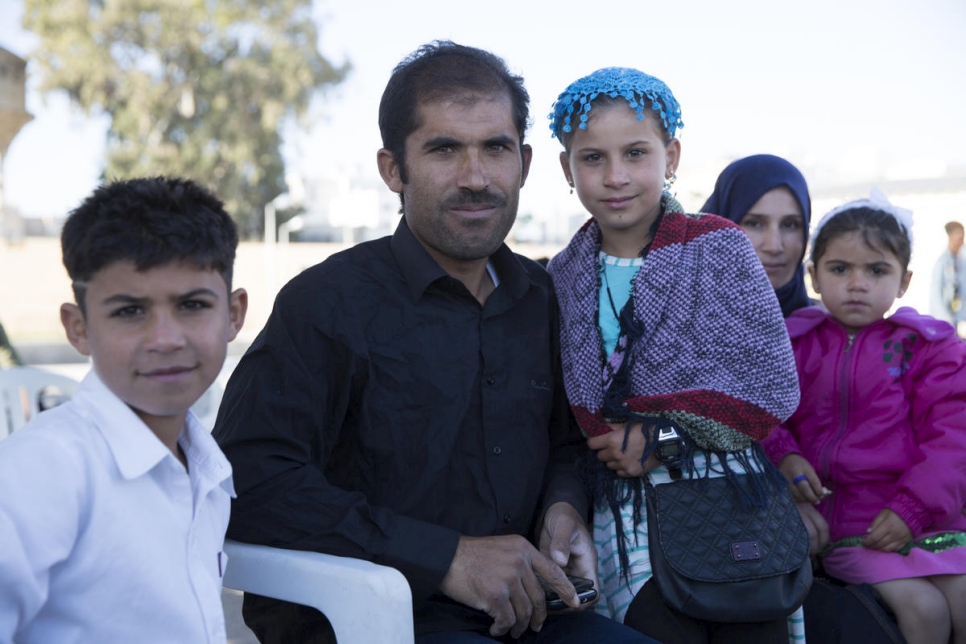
[[0, 176, 247, 643]]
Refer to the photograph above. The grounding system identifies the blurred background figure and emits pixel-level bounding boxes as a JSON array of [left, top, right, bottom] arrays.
[[932, 220, 966, 338]]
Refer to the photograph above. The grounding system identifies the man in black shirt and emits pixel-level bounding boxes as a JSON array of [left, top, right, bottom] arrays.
[[213, 41, 654, 643]]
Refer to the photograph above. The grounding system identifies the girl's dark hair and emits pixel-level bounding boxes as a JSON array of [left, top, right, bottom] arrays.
[[61, 176, 238, 312], [810, 206, 911, 271]]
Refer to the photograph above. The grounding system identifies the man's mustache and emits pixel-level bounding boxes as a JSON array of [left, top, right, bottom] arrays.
[[442, 189, 507, 210]]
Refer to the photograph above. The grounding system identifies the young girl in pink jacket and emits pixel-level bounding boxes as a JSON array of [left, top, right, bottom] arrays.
[[764, 189, 966, 644]]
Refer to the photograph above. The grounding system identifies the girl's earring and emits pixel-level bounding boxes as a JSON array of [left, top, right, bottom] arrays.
[[568, 180, 574, 195], [663, 170, 677, 195]]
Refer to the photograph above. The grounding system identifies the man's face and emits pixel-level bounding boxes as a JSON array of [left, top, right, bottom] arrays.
[[60, 260, 246, 435], [378, 93, 532, 271]]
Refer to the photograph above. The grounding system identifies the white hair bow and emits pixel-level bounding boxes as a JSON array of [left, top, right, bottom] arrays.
[[811, 186, 914, 250]]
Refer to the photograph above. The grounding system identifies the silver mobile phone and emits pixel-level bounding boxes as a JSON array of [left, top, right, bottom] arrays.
[[544, 576, 598, 611]]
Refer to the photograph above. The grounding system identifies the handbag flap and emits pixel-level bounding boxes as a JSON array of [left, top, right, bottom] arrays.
[[649, 476, 809, 583]]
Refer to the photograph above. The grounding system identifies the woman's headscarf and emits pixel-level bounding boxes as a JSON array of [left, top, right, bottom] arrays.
[[701, 154, 811, 317]]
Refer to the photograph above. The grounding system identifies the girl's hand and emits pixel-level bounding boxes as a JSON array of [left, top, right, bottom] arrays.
[[779, 454, 829, 505], [862, 509, 913, 552], [587, 422, 659, 478]]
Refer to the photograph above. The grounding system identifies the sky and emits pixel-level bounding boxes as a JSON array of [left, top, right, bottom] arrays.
[[1, 0, 965, 224]]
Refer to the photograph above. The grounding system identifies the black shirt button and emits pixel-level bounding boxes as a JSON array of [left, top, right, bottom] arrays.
[[492, 446, 502, 455], [486, 376, 495, 385], [503, 514, 511, 524]]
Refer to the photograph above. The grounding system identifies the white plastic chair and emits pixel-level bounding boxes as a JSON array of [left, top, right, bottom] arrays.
[[222, 539, 415, 643], [0, 366, 79, 440]]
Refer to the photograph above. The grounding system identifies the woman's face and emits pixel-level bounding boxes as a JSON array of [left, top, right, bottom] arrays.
[[738, 186, 806, 289]]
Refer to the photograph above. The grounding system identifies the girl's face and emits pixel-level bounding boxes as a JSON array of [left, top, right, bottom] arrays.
[[738, 187, 805, 289], [560, 104, 679, 256], [808, 231, 912, 332]]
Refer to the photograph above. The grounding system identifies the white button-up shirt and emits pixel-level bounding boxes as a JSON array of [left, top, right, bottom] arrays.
[[0, 370, 234, 643]]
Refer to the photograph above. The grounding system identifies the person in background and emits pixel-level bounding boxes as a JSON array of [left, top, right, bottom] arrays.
[[766, 190, 966, 644], [0, 177, 248, 643], [701, 154, 829, 549], [932, 220, 966, 338], [701, 153, 812, 317], [213, 41, 655, 644]]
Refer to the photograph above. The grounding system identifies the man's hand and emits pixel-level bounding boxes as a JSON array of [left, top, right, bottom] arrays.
[[862, 509, 913, 552], [538, 501, 599, 594], [439, 534, 574, 638], [587, 422, 659, 478]]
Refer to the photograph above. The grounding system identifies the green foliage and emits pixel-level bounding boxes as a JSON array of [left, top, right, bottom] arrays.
[[23, 0, 348, 237]]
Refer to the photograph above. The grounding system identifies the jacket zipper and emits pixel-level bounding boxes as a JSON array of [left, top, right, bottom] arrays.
[[818, 329, 855, 524]]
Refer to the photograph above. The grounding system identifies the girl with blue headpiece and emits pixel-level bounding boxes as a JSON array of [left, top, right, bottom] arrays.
[[546, 68, 804, 643], [701, 154, 813, 317]]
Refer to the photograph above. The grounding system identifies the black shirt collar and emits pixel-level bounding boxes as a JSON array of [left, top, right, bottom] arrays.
[[390, 216, 531, 303]]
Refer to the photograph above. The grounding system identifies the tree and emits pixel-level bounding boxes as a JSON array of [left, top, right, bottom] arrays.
[[23, 0, 348, 237]]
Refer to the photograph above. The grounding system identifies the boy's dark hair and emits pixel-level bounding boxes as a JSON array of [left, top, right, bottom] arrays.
[[62, 176, 238, 312], [811, 206, 912, 271], [378, 40, 530, 186]]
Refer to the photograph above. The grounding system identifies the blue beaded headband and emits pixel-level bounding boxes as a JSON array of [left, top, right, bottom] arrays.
[[549, 67, 684, 141]]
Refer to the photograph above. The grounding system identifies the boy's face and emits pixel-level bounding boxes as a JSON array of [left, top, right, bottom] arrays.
[[60, 260, 246, 433]]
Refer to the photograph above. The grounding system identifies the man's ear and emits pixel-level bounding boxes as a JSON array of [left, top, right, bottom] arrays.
[[227, 288, 248, 342], [377, 148, 404, 194], [807, 262, 821, 294], [519, 144, 532, 187], [60, 303, 91, 357]]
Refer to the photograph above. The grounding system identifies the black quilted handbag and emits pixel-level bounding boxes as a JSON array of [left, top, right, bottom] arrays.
[[644, 470, 813, 623]]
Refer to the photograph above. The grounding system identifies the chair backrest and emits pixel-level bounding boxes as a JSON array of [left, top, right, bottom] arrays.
[[222, 539, 415, 643], [0, 366, 79, 440]]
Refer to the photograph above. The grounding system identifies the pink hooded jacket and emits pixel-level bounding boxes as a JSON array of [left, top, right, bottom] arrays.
[[763, 306, 966, 541]]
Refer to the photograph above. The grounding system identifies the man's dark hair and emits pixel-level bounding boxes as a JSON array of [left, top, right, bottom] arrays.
[[378, 40, 530, 185], [61, 176, 238, 312], [945, 221, 964, 235]]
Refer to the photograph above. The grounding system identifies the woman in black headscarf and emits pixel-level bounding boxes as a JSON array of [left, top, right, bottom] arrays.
[[702, 154, 811, 317]]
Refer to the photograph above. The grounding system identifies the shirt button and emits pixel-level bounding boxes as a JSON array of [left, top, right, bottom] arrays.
[[503, 513, 511, 524], [492, 446, 502, 455], [486, 376, 495, 385]]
